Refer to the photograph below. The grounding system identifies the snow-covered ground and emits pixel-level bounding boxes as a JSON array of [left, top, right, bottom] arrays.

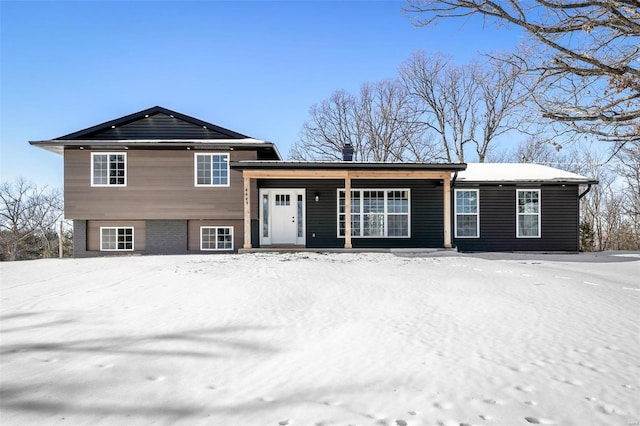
[[1, 252, 638, 426]]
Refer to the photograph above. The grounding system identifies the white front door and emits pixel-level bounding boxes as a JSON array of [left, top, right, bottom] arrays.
[[260, 189, 305, 246]]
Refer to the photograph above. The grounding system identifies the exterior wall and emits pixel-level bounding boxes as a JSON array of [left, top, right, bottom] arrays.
[[87, 220, 146, 251], [146, 220, 188, 254], [73, 220, 88, 257], [453, 184, 580, 252], [187, 219, 243, 251], [257, 178, 445, 249], [64, 149, 257, 220]]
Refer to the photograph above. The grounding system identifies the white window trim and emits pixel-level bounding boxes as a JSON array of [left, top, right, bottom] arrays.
[[200, 226, 234, 251], [194, 153, 230, 187], [91, 152, 127, 187], [454, 189, 480, 239], [100, 227, 134, 251], [516, 189, 541, 238], [258, 189, 306, 246], [336, 188, 411, 238]]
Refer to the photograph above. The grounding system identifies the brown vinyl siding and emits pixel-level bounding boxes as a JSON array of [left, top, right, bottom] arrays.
[[64, 149, 257, 219], [187, 220, 243, 251], [87, 220, 146, 251]]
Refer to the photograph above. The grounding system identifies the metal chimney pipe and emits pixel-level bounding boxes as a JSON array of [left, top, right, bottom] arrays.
[[342, 143, 354, 161]]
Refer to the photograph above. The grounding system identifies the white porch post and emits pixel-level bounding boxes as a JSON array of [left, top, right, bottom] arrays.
[[243, 175, 252, 249], [344, 174, 352, 249], [443, 173, 452, 248]]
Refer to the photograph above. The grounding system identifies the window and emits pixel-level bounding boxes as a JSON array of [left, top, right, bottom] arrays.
[[195, 153, 229, 186], [338, 189, 410, 238], [517, 189, 541, 238], [275, 194, 290, 206], [297, 194, 304, 238], [455, 189, 479, 238], [201, 226, 234, 250], [92, 153, 126, 186], [100, 227, 134, 251]]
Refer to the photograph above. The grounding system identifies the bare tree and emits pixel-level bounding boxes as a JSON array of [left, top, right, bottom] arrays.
[[290, 90, 363, 161], [0, 178, 63, 261], [509, 135, 567, 165], [399, 51, 524, 162], [616, 142, 640, 245], [474, 57, 527, 161], [290, 80, 439, 162], [405, 0, 640, 148]]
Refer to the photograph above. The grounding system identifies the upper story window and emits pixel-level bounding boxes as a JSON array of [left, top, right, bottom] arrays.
[[517, 189, 541, 238], [455, 189, 479, 238], [92, 153, 126, 186], [338, 189, 410, 238], [195, 153, 229, 186]]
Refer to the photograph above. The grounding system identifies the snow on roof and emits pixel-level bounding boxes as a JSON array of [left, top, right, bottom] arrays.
[[456, 163, 596, 184]]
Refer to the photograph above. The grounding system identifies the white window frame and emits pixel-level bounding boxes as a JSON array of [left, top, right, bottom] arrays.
[[516, 189, 541, 238], [200, 226, 234, 251], [454, 189, 480, 238], [91, 152, 127, 187], [337, 188, 411, 238], [100, 227, 134, 251], [194, 153, 230, 187]]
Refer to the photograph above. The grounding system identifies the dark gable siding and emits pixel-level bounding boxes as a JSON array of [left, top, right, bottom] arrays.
[[76, 113, 238, 140], [257, 178, 444, 249], [453, 185, 580, 252]]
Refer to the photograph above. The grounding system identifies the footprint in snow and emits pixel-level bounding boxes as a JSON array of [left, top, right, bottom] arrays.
[[508, 365, 531, 373], [598, 403, 626, 415], [147, 375, 165, 382], [433, 401, 454, 410], [395, 420, 408, 426], [408, 410, 418, 415], [97, 363, 113, 369], [278, 420, 291, 426], [516, 385, 535, 393], [524, 417, 556, 424], [479, 414, 493, 420], [524, 400, 538, 406]]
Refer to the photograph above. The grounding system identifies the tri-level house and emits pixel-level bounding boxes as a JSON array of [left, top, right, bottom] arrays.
[[30, 106, 597, 256]]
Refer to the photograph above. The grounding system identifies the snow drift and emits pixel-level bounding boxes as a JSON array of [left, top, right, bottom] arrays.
[[1, 252, 638, 426]]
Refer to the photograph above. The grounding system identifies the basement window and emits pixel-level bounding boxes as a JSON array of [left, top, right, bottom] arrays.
[[200, 226, 234, 251], [100, 227, 134, 251]]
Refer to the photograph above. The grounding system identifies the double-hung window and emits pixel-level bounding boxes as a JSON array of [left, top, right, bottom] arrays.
[[92, 153, 126, 186], [517, 189, 541, 238], [195, 153, 229, 186], [338, 189, 410, 238], [200, 226, 233, 250], [100, 227, 134, 251], [455, 189, 479, 238]]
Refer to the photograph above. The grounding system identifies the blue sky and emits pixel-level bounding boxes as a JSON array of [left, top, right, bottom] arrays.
[[1, 0, 522, 188]]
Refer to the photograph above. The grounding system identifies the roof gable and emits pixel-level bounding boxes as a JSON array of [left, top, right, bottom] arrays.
[[56, 106, 251, 140]]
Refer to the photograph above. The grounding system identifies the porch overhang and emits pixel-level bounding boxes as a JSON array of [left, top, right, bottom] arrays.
[[232, 161, 467, 250]]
